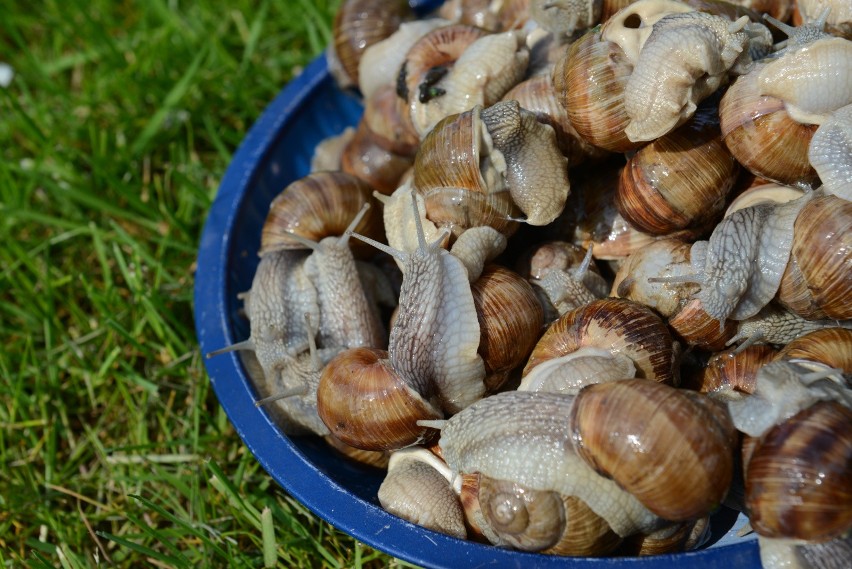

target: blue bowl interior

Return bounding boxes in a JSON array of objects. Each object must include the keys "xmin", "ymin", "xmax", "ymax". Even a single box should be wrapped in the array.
[{"xmin": 193, "ymin": 8, "xmax": 762, "ymax": 568}]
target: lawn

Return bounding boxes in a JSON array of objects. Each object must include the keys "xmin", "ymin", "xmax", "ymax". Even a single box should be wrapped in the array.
[{"xmin": 0, "ymin": 1, "xmax": 412, "ymax": 566}]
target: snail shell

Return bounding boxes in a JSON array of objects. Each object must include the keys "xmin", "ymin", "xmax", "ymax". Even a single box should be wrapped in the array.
[
  {"xmin": 553, "ymin": 28, "xmax": 640, "ymax": 152},
  {"xmin": 413, "ymin": 105, "xmax": 521, "ymax": 238},
  {"xmin": 471, "ymin": 264, "xmax": 544, "ymax": 392},
  {"xmin": 523, "ymin": 298, "xmax": 679, "ymax": 385},
  {"xmin": 777, "ymin": 192, "xmax": 852, "ymax": 320},
  {"xmin": 317, "ymin": 347, "xmax": 442, "ymax": 451},
  {"xmin": 719, "ymin": 60, "xmax": 819, "ymax": 187},
  {"xmin": 570, "ymin": 379, "xmax": 737, "ymax": 521},
  {"xmin": 745, "ymin": 400, "xmax": 852, "ymax": 541},
  {"xmin": 472, "ymin": 473, "xmax": 623, "ymax": 555},
  {"xmin": 776, "ymin": 328, "xmax": 852, "ymax": 374},
  {"xmin": 687, "ymin": 344, "xmax": 778, "ymax": 398},
  {"xmin": 378, "ymin": 447, "xmax": 467, "ymax": 538},
  {"xmin": 331, "ymin": 0, "xmax": 413, "ymax": 87},
  {"xmin": 358, "ymin": 18, "xmax": 450, "ymax": 100},
  {"xmin": 561, "ymin": 161, "xmax": 661, "ymax": 260},
  {"xmin": 612, "ymin": 238, "xmax": 699, "ymax": 319},
  {"xmin": 401, "ymin": 25, "xmax": 530, "ymax": 137},
  {"xmin": 615, "ymin": 100, "xmax": 738, "ymax": 237},
  {"xmin": 259, "ymin": 171, "xmax": 383, "ymax": 258}
]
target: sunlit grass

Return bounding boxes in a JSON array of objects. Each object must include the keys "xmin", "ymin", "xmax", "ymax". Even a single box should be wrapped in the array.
[{"xmin": 0, "ymin": 1, "xmax": 413, "ymax": 566}]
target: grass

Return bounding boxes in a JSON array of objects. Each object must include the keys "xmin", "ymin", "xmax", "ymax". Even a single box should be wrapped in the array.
[{"xmin": 0, "ymin": 1, "xmax": 416, "ymax": 566}]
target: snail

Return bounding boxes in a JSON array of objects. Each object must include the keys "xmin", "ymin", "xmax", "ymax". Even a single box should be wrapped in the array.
[
  {"xmin": 377, "ymin": 447, "xmax": 468, "ymax": 539},
  {"xmin": 620, "ymin": 10, "xmax": 755, "ymax": 142},
  {"xmin": 719, "ymin": 9, "xmax": 852, "ymax": 187},
  {"xmin": 648, "ymin": 190, "xmax": 815, "ymax": 328},
  {"xmin": 727, "ymin": 359, "xmax": 851, "ymax": 438},
  {"xmin": 399, "ymin": 24, "xmax": 530, "ymax": 137},
  {"xmin": 523, "ymin": 298, "xmax": 679, "ymax": 386},
  {"xmin": 328, "ymin": 0, "xmax": 414, "ymax": 89},
  {"xmin": 348, "ymin": 190, "xmax": 487, "ymax": 414},
  {"xmin": 420, "ymin": 381, "xmax": 736, "ymax": 532},
  {"xmin": 614, "ymin": 98, "xmax": 739, "ymax": 238},
  {"xmin": 795, "ymin": 0, "xmax": 852, "ymax": 39},
  {"xmin": 520, "ymin": 242, "xmax": 608, "ymax": 320},
  {"xmin": 412, "ymin": 101, "xmax": 569, "ymax": 237}
]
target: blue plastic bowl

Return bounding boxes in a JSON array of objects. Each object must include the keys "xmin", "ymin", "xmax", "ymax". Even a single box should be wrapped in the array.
[{"xmin": 193, "ymin": 4, "xmax": 762, "ymax": 567}]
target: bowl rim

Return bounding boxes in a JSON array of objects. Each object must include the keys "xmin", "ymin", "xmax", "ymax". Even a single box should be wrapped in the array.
[{"xmin": 193, "ymin": 23, "xmax": 761, "ymax": 569}]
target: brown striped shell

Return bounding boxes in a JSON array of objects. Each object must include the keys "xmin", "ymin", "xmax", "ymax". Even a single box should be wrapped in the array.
[
  {"xmin": 688, "ymin": 344, "xmax": 778, "ymax": 396},
  {"xmin": 523, "ymin": 298, "xmax": 679, "ymax": 385},
  {"xmin": 471, "ymin": 265, "xmax": 544, "ymax": 392},
  {"xmin": 413, "ymin": 107, "xmax": 521, "ymax": 238},
  {"xmin": 667, "ymin": 298, "xmax": 738, "ymax": 351},
  {"xmin": 719, "ymin": 60, "xmax": 819, "ymax": 186},
  {"xmin": 745, "ymin": 400, "xmax": 852, "ymax": 541},
  {"xmin": 777, "ymin": 193, "xmax": 852, "ymax": 320},
  {"xmin": 615, "ymin": 103, "xmax": 738, "ymax": 237},
  {"xmin": 502, "ymin": 74, "xmax": 610, "ymax": 167},
  {"xmin": 775, "ymin": 328, "xmax": 852, "ymax": 374},
  {"xmin": 473, "ymin": 474, "xmax": 622, "ymax": 555},
  {"xmin": 553, "ymin": 29, "xmax": 641, "ymax": 153},
  {"xmin": 332, "ymin": 0, "xmax": 413, "ymax": 86},
  {"xmin": 317, "ymin": 347, "xmax": 442, "ymax": 451},
  {"xmin": 570, "ymin": 379, "xmax": 737, "ymax": 521},
  {"xmin": 260, "ymin": 171, "xmax": 383, "ymax": 257}
]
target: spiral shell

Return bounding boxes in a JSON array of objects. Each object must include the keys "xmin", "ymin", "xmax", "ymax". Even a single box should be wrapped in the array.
[
  {"xmin": 776, "ymin": 328, "xmax": 852, "ymax": 374},
  {"xmin": 317, "ymin": 347, "xmax": 442, "ymax": 451},
  {"xmin": 471, "ymin": 265, "xmax": 544, "ymax": 392},
  {"xmin": 475, "ymin": 474, "xmax": 622, "ymax": 555},
  {"xmin": 553, "ymin": 29, "xmax": 640, "ymax": 152},
  {"xmin": 260, "ymin": 171, "xmax": 383, "ymax": 257},
  {"xmin": 688, "ymin": 344, "xmax": 778, "ymax": 397},
  {"xmin": 413, "ymin": 106, "xmax": 521, "ymax": 238},
  {"xmin": 745, "ymin": 400, "xmax": 852, "ymax": 541},
  {"xmin": 523, "ymin": 298, "xmax": 678, "ymax": 385},
  {"xmin": 777, "ymin": 193, "xmax": 852, "ymax": 320},
  {"xmin": 332, "ymin": 0, "xmax": 413, "ymax": 86},
  {"xmin": 615, "ymin": 102, "xmax": 738, "ymax": 236},
  {"xmin": 719, "ymin": 60, "xmax": 819, "ymax": 186},
  {"xmin": 570, "ymin": 379, "xmax": 737, "ymax": 521}
]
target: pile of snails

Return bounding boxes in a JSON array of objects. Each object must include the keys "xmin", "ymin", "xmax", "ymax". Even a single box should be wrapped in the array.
[{"xmin": 209, "ymin": 0, "xmax": 852, "ymax": 567}]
